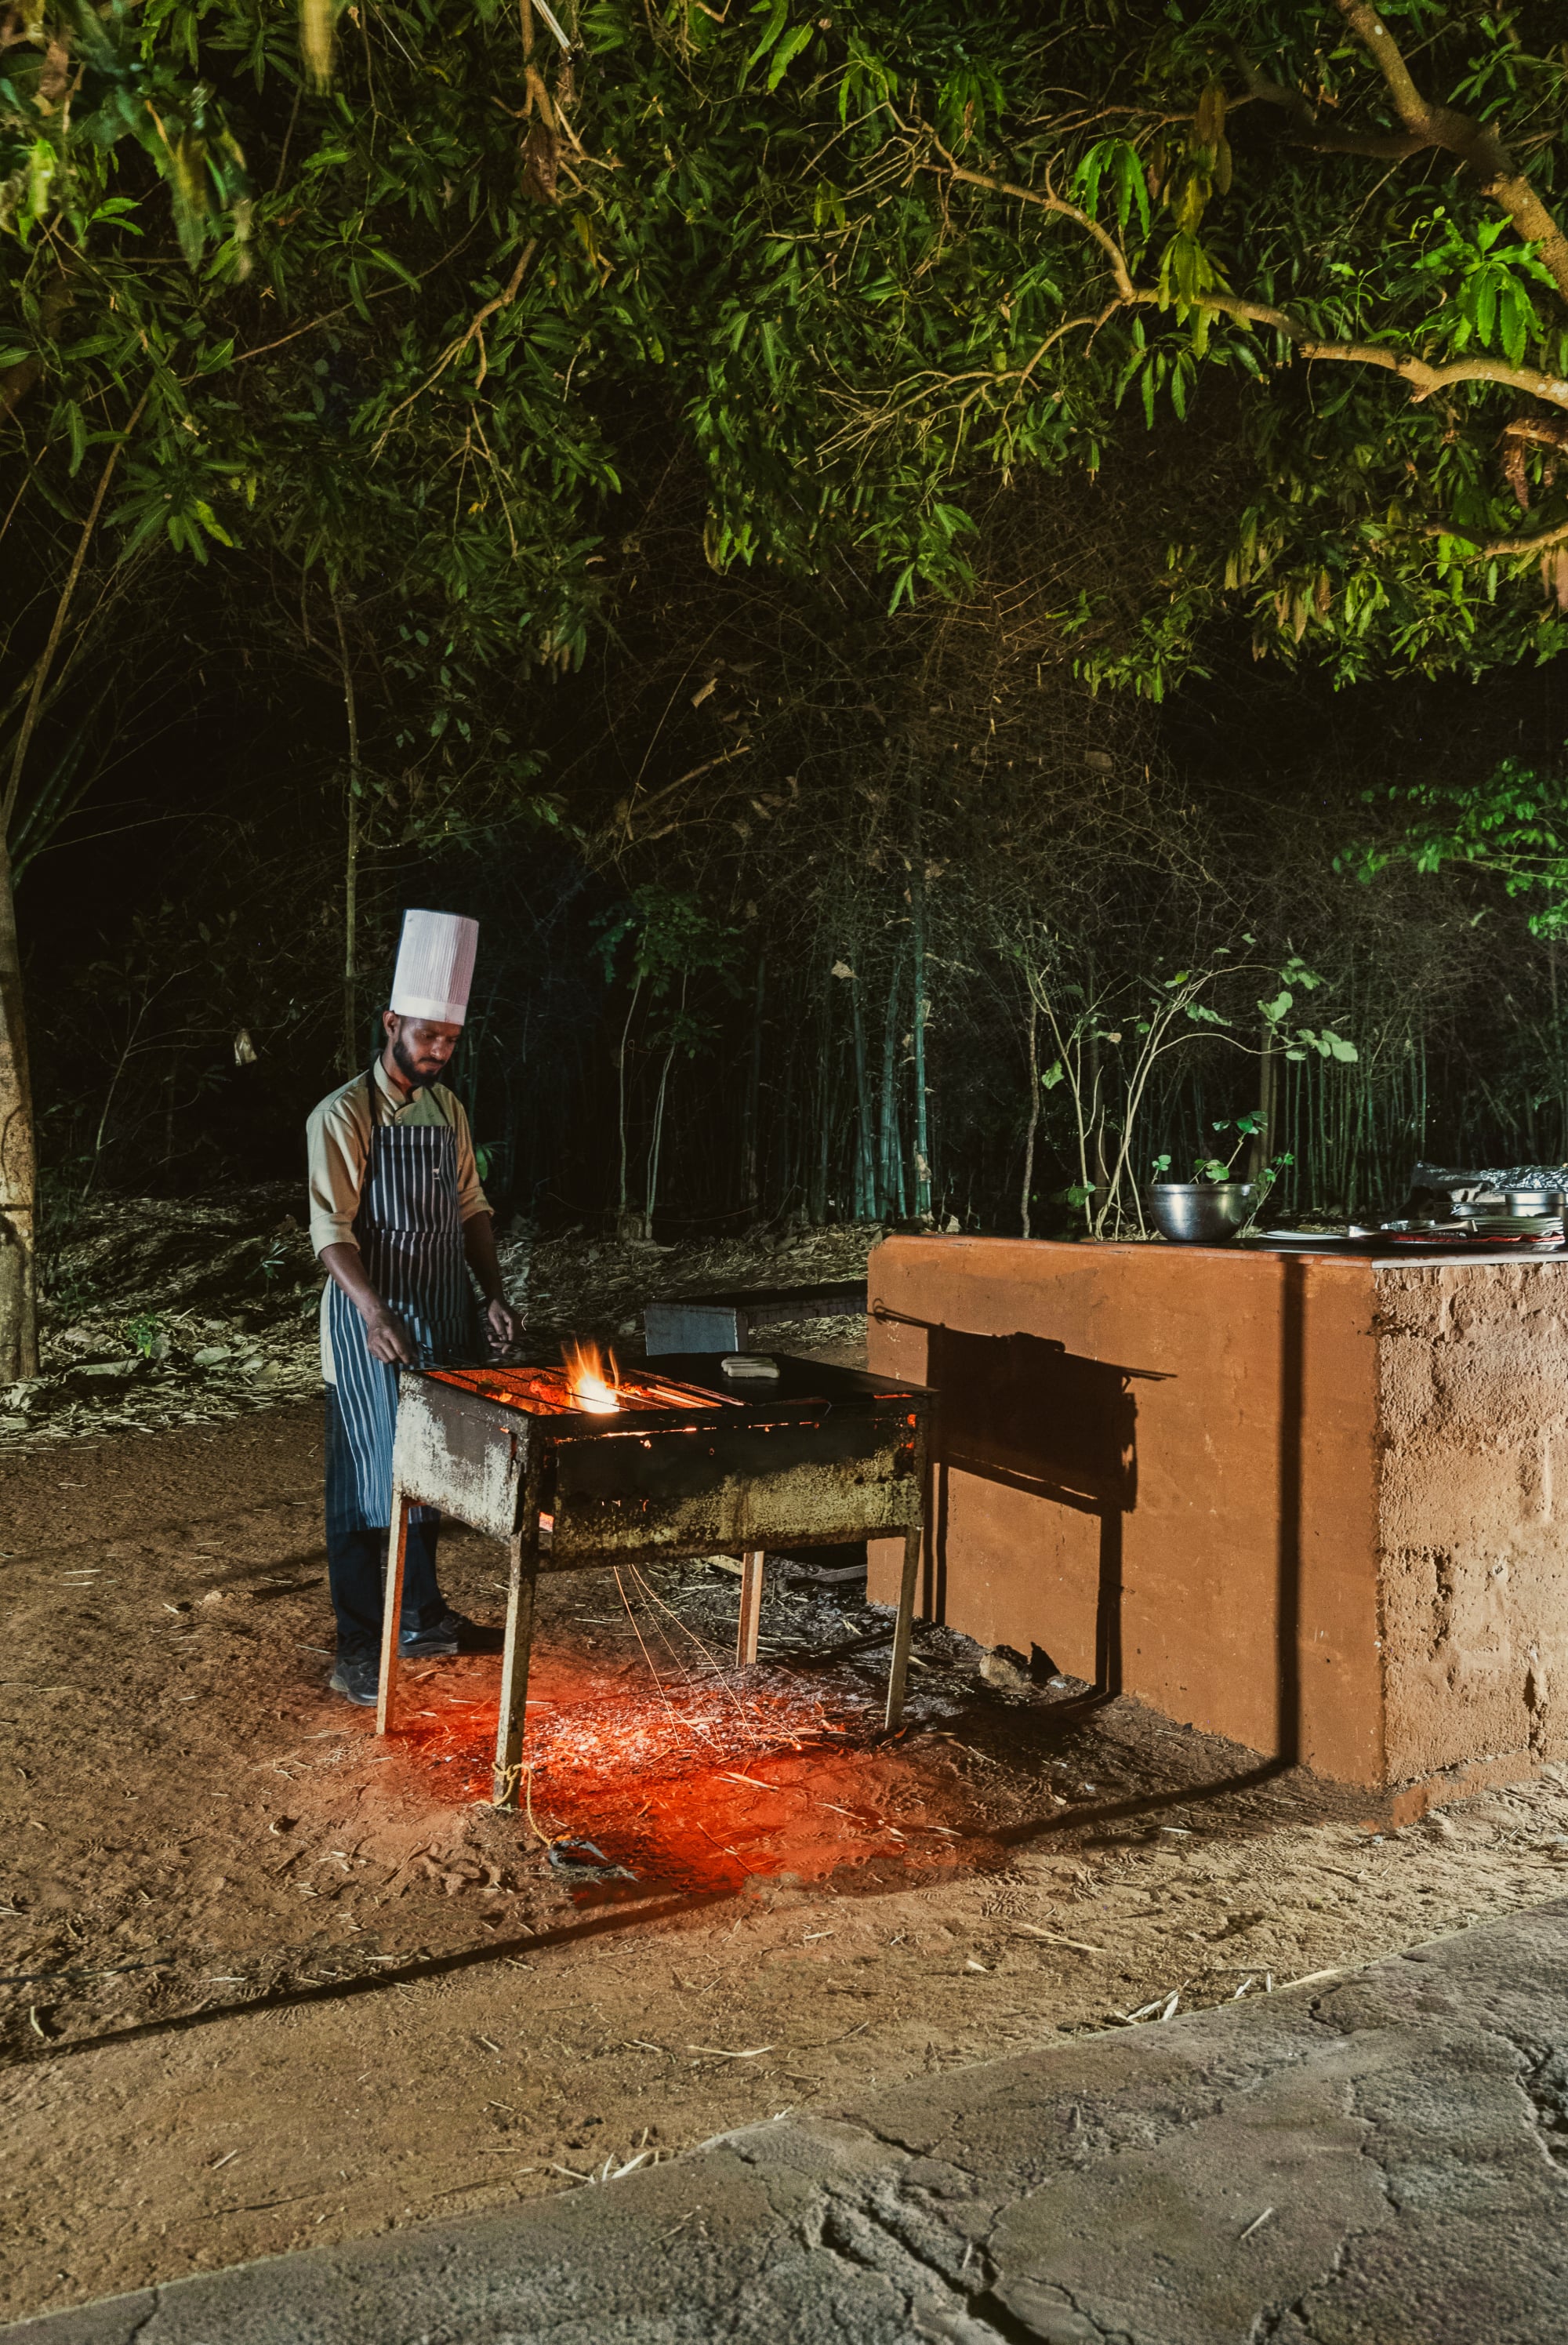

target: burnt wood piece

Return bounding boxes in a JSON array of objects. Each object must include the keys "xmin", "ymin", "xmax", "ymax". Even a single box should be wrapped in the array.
[{"xmin": 376, "ymin": 1356, "xmax": 931, "ymax": 1807}]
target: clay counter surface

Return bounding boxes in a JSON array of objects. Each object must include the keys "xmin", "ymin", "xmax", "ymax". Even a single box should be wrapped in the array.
[{"xmin": 866, "ymin": 1234, "xmax": 1568, "ymax": 1811}]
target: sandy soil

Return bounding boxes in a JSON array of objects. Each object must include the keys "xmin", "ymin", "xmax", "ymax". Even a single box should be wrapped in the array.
[{"xmin": 5, "ymin": 1403, "xmax": 1568, "ymax": 2325}]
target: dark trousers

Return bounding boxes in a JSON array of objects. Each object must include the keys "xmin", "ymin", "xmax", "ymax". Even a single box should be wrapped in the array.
[{"xmin": 325, "ymin": 1388, "xmax": 445, "ymax": 1655}]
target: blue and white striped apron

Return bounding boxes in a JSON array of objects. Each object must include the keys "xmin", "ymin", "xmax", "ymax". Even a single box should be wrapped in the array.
[{"xmin": 325, "ymin": 1065, "xmax": 480, "ymax": 1534}]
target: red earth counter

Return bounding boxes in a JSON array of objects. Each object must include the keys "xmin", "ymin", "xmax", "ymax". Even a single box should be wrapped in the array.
[{"xmin": 866, "ymin": 1232, "xmax": 1568, "ymax": 1818}]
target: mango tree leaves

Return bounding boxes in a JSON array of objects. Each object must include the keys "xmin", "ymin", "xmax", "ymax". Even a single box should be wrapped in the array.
[{"xmin": 5, "ymin": 0, "xmax": 1568, "ymax": 762}]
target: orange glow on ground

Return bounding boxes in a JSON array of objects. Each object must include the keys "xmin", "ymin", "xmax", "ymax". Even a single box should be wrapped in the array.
[{"xmin": 390, "ymin": 1656, "xmax": 994, "ymax": 1895}]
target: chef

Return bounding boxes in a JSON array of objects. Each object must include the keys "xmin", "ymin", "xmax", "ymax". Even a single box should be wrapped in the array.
[{"xmin": 307, "ymin": 909, "xmax": 521, "ymax": 1706}]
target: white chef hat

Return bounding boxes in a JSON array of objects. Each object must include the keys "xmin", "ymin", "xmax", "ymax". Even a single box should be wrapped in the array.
[{"xmin": 389, "ymin": 909, "xmax": 479, "ymax": 1026}]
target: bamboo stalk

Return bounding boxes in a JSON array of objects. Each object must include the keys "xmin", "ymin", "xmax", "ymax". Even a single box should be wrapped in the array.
[
  {"xmin": 1021, "ymin": 995, "xmax": 1039, "ymax": 1240},
  {"xmin": 333, "ymin": 592, "xmax": 361, "ymax": 1075},
  {"xmin": 910, "ymin": 833, "xmax": 931, "ymax": 1222}
]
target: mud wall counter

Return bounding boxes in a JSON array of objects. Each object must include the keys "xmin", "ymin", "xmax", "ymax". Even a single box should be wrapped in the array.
[{"xmin": 865, "ymin": 1233, "xmax": 1568, "ymax": 1813}]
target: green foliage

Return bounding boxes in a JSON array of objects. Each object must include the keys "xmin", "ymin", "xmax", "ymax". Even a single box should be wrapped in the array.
[
  {"xmin": 1354, "ymin": 749, "xmax": 1568, "ymax": 937},
  {"xmin": 1156, "ymin": 1114, "xmax": 1294, "ymax": 1196},
  {"xmin": 592, "ymin": 884, "xmax": 740, "ymax": 1000},
  {"xmin": 1189, "ymin": 1108, "xmax": 1295, "ymax": 1183},
  {"xmin": 124, "ymin": 1309, "xmax": 166, "ymax": 1359},
  {"xmin": 1017, "ymin": 928, "xmax": 1354, "ymax": 1238},
  {"xmin": 1, "ymin": 1, "xmax": 253, "ymax": 265},
  {"xmin": 4, "ymin": 0, "xmax": 1568, "ymax": 798}
]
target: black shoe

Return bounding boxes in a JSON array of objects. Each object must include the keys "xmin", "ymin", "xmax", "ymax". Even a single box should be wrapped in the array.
[
  {"xmin": 329, "ymin": 1652, "xmax": 379, "ymax": 1706},
  {"xmin": 400, "ymin": 1608, "xmax": 503, "ymax": 1657}
]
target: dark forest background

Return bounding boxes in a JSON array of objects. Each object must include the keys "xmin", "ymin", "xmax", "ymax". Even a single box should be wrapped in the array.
[
  {"xmin": 21, "ymin": 434, "xmax": 1568, "ymax": 1241},
  {"xmin": 10, "ymin": 2, "xmax": 1568, "ymax": 1259}
]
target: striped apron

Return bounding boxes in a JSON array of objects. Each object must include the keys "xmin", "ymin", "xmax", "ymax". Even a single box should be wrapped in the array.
[{"xmin": 325, "ymin": 1065, "xmax": 480, "ymax": 1537}]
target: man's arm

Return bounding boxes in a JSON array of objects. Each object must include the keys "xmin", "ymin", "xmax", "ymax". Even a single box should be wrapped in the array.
[
  {"xmin": 310, "ymin": 1087, "xmax": 414, "ymax": 1365},
  {"xmin": 463, "ymin": 1212, "xmax": 521, "ymax": 1350},
  {"xmin": 320, "ymin": 1241, "xmax": 416, "ymax": 1366}
]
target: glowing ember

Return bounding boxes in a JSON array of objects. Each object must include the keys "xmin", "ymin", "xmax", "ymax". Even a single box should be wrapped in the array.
[
  {"xmin": 563, "ymin": 1337, "xmax": 621, "ymax": 1414},
  {"xmin": 384, "ymin": 1665, "xmax": 985, "ymax": 1896}
]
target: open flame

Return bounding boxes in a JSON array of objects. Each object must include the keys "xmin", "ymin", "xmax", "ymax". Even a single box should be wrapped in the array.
[{"xmin": 563, "ymin": 1337, "xmax": 622, "ymax": 1414}]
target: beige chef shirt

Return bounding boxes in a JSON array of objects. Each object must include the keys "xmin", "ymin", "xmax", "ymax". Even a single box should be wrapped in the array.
[{"xmin": 306, "ymin": 1061, "xmax": 490, "ymax": 1383}]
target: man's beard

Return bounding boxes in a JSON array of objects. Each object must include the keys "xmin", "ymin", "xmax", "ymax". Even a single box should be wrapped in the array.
[{"xmin": 390, "ymin": 1033, "xmax": 446, "ymax": 1091}]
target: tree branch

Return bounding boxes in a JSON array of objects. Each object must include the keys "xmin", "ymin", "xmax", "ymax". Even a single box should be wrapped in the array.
[
  {"xmin": 924, "ymin": 149, "xmax": 1135, "ymax": 299},
  {"xmin": 1423, "ymin": 511, "xmax": 1568, "ymax": 559},
  {"xmin": 372, "ymin": 238, "xmax": 539, "ymax": 447},
  {"xmin": 2, "ymin": 389, "xmax": 147, "ymax": 839},
  {"xmin": 1237, "ymin": 63, "xmax": 1426, "ymax": 161},
  {"xmin": 1337, "ymin": 0, "xmax": 1568, "ymax": 303},
  {"xmin": 925, "ymin": 144, "xmax": 1568, "ymax": 412},
  {"xmin": 1123, "ymin": 286, "xmax": 1568, "ymax": 410}
]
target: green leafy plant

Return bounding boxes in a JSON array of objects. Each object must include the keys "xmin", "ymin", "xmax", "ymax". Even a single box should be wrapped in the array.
[
  {"xmin": 1014, "ymin": 930, "xmax": 1355, "ymax": 1239},
  {"xmin": 1152, "ymin": 1109, "xmax": 1270, "ymax": 1185},
  {"xmin": 124, "ymin": 1311, "xmax": 166, "ymax": 1361},
  {"xmin": 1353, "ymin": 750, "xmax": 1568, "ymax": 938},
  {"xmin": 1153, "ymin": 1116, "xmax": 1296, "ymax": 1229},
  {"xmin": 1243, "ymin": 1146, "xmax": 1298, "ymax": 1231}
]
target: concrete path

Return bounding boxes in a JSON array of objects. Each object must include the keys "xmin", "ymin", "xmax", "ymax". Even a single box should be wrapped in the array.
[{"xmin": 9, "ymin": 1899, "xmax": 1568, "ymax": 2344}]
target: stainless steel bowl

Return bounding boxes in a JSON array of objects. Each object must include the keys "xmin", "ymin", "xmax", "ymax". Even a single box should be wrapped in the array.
[
  {"xmin": 1147, "ymin": 1182, "xmax": 1256, "ymax": 1243},
  {"xmin": 1504, "ymin": 1189, "xmax": 1568, "ymax": 1216}
]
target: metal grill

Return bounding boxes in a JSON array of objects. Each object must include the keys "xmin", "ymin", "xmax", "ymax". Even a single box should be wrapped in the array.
[{"xmin": 375, "ymin": 1355, "xmax": 931, "ymax": 1806}]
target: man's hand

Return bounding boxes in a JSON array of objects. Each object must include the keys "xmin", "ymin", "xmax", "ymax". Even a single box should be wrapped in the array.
[
  {"xmin": 485, "ymin": 1296, "xmax": 521, "ymax": 1350},
  {"xmin": 364, "ymin": 1305, "xmax": 416, "ymax": 1366},
  {"xmin": 464, "ymin": 1213, "xmax": 522, "ymax": 1354},
  {"xmin": 320, "ymin": 1243, "xmax": 413, "ymax": 1367}
]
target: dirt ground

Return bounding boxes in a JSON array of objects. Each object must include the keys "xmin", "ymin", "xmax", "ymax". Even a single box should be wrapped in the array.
[
  {"xmin": 0, "ymin": 1188, "xmax": 878, "ymax": 1456},
  {"xmin": 7, "ymin": 1402, "xmax": 1568, "ymax": 2326}
]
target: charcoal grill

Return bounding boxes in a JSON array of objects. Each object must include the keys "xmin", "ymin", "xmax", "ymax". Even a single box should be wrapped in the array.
[{"xmin": 374, "ymin": 1354, "xmax": 931, "ymax": 1806}]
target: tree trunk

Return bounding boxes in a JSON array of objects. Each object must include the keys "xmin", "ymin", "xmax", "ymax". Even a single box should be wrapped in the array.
[
  {"xmin": 644, "ymin": 976, "xmax": 686, "ymax": 1225},
  {"xmin": 0, "ymin": 822, "xmax": 38, "ymax": 1382},
  {"xmin": 877, "ymin": 945, "xmax": 904, "ymax": 1219},
  {"xmin": 848, "ymin": 962, "xmax": 874, "ymax": 1218},
  {"xmin": 811, "ymin": 971, "xmax": 832, "ymax": 1225},
  {"xmin": 4, "ymin": 392, "xmax": 146, "ymax": 842},
  {"xmin": 741, "ymin": 949, "xmax": 766, "ymax": 1216},
  {"xmin": 644, "ymin": 1045, "xmax": 675, "ymax": 1224},
  {"xmin": 0, "ymin": 394, "xmax": 143, "ymax": 1382},
  {"xmin": 910, "ymin": 858, "xmax": 931, "ymax": 1221},
  {"xmin": 1247, "ymin": 1022, "xmax": 1278, "ymax": 1184},
  {"xmin": 615, "ymin": 973, "xmax": 644, "ymax": 1236}
]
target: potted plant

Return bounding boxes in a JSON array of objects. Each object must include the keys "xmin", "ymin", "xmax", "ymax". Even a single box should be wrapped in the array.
[{"xmin": 1148, "ymin": 1116, "xmax": 1294, "ymax": 1244}]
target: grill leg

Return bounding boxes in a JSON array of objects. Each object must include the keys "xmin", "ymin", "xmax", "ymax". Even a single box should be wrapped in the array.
[
  {"xmin": 884, "ymin": 1521, "xmax": 920, "ymax": 1731},
  {"xmin": 492, "ymin": 1528, "xmax": 539, "ymax": 1810},
  {"xmin": 376, "ymin": 1483, "xmax": 412, "ymax": 1736},
  {"xmin": 737, "ymin": 1547, "xmax": 764, "ymax": 1666}
]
